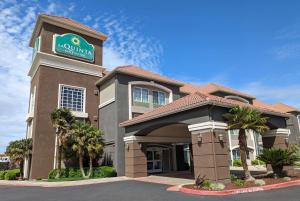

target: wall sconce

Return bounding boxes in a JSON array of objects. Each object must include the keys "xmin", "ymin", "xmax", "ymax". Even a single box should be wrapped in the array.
[
  {"xmin": 139, "ymin": 143, "xmax": 142, "ymax": 149},
  {"xmin": 197, "ymin": 134, "xmax": 203, "ymax": 143},
  {"xmin": 125, "ymin": 143, "xmax": 129, "ymax": 150},
  {"xmin": 218, "ymin": 134, "xmax": 224, "ymax": 142}
]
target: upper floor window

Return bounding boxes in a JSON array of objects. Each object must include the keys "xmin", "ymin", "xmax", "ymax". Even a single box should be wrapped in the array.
[
  {"xmin": 59, "ymin": 85, "xmax": 85, "ymax": 112},
  {"xmin": 153, "ymin": 91, "xmax": 166, "ymax": 105},
  {"xmin": 298, "ymin": 115, "xmax": 300, "ymax": 130},
  {"xmin": 133, "ymin": 87, "xmax": 149, "ymax": 103}
]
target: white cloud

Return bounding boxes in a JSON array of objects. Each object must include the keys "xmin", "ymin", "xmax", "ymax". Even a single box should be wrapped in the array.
[
  {"xmin": 273, "ymin": 44, "xmax": 300, "ymax": 60},
  {"xmin": 240, "ymin": 82, "xmax": 300, "ymax": 108},
  {"xmin": 0, "ymin": 0, "xmax": 164, "ymax": 152}
]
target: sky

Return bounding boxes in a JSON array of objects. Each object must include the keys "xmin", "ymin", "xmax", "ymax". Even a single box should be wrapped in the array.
[{"xmin": 0, "ymin": 0, "xmax": 300, "ymax": 152}]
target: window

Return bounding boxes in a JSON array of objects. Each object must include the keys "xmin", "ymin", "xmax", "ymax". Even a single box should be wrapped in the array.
[
  {"xmin": 232, "ymin": 148, "xmax": 250, "ymax": 160},
  {"xmin": 133, "ymin": 87, "xmax": 149, "ymax": 103},
  {"xmin": 153, "ymin": 91, "xmax": 166, "ymax": 105},
  {"xmin": 29, "ymin": 86, "xmax": 36, "ymax": 114},
  {"xmin": 60, "ymin": 85, "xmax": 85, "ymax": 112},
  {"xmin": 298, "ymin": 115, "xmax": 300, "ymax": 130},
  {"xmin": 229, "ymin": 129, "xmax": 239, "ymax": 135}
]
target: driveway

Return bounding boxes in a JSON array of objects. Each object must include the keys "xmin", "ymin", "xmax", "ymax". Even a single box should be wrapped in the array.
[{"xmin": 0, "ymin": 180, "xmax": 299, "ymax": 201}]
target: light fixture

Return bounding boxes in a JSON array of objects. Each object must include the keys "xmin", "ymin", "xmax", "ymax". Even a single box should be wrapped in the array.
[
  {"xmin": 126, "ymin": 143, "xmax": 129, "ymax": 150},
  {"xmin": 197, "ymin": 134, "xmax": 203, "ymax": 143},
  {"xmin": 218, "ymin": 134, "xmax": 224, "ymax": 142}
]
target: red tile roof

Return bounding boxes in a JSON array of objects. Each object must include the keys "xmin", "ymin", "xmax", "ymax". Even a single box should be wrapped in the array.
[
  {"xmin": 273, "ymin": 103, "xmax": 300, "ymax": 113},
  {"xmin": 96, "ymin": 65, "xmax": 184, "ymax": 86},
  {"xmin": 181, "ymin": 83, "xmax": 255, "ymax": 99},
  {"xmin": 120, "ymin": 92, "xmax": 289, "ymax": 127}
]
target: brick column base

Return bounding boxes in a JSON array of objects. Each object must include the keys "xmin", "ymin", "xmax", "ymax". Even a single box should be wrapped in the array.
[
  {"xmin": 124, "ymin": 141, "xmax": 147, "ymax": 178},
  {"xmin": 189, "ymin": 122, "xmax": 230, "ymax": 183}
]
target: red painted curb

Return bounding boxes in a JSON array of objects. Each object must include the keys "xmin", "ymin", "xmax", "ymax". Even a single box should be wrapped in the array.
[{"xmin": 179, "ymin": 179, "xmax": 300, "ymax": 196}]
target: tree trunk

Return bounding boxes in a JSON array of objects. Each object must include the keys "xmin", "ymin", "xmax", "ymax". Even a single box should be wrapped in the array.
[
  {"xmin": 238, "ymin": 129, "xmax": 254, "ymax": 181},
  {"xmin": 79, "ymin": 148, "xmax": 88, "ymax": 179},
  {"xmin": 55, "ymin": 136, "xmax": 62, "ymax": 179},
  {"xmin": 87, "ymin": 155, "xmax": 93, "ymax": 178},
  {"xmin": 19, "ymin": 159, "xmax": 24, "ymax": 180}
]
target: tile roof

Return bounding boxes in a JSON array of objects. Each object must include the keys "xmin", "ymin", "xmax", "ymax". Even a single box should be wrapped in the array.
[
  {"xmin": 120, "ymin": 92, "xmax": 289, "ymax": 127},
  {"xmin": 273, "ymin": 103, "xmax": 300, "ymax": 113},
  {"xmin": 96, "ymin": 65, "xmax": 184, "ymax": 86},
  {"xmin": 181, "ymin": 83, "xmax": 256, "ymax": 99}
]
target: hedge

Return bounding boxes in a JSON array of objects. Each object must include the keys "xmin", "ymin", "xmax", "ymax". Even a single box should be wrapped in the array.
[
  {"xmin": 233, "ymin": 159, "xmax": 242, "ymax": 167},
  {"xmin": 48, "ymin": 166, "xmax": 117, "ymax": 179},
  {"xmin": 251, "ymin": 159, "xmax": 265, "ymax": 166},
  {"xmin": 0, "ymin": 169, "xmax": 20, "ymax": 180}
]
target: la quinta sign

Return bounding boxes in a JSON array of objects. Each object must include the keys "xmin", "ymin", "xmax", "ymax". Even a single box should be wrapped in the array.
[{"xmin": 53, "ymin": 33, "xmax": 94, "ymax": 62}]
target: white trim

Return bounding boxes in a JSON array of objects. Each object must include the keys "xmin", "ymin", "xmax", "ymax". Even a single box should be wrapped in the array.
[
  {"xmin": 128, "ymin": 81, "xmax": 173, "ymax": 120},
  {"xmin": 263, "ymin": 128, "xmax": 290, "ymax": 138},
  {"xmin": 297, "ymin": 115, "xmax": 300, "ymax": 133},
  {"xmin": 123, "ymin": 136, "xmax": 191, "ymax": 143},
  {"xmin": 28, "ymin": 52, "xmax": 103, "ymax": 78},
  {"xmin": 99, "ymin": 98, "xmax": 115, "ymax": 108},
  {"xmin": 188, "ymin": 121, "xmax": 228, "ymax": 132},
  {"xmin": 58, "ymin": 84, "xmax": 88, "ymax": 118}
]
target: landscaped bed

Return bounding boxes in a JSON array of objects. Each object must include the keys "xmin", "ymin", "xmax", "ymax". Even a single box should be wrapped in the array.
[{"xmin": 180, "ymin": 173, "xmax": 300, "ymax": 195}]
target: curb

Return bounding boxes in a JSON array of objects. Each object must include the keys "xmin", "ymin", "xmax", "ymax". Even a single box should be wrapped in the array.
[{"xmin": 179, "ymin": 179, "xmax": 300, "ymax": 196}]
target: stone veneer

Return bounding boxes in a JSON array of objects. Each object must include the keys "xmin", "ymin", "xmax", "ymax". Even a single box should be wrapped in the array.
[{"xmin": 124, "ymin": 141, "xmax": 147, "ymax": 178}]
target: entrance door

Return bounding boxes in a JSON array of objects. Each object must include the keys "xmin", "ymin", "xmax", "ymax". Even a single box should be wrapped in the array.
[{"xmin": 147, "ymin": 148, "xmax": 162, "ymax": 173}]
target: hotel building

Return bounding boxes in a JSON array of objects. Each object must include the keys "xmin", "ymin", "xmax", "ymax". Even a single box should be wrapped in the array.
[{"xmin": 24, "ymin": 14, "xmax": 300, "ymax": 181}]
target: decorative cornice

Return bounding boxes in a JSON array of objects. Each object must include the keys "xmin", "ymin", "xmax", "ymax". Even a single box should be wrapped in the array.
[
  {"xmin": 188, "ymin": 121, "xmax": 228, "ymax": 133},
  {"xmin": 123, "ymin": 136, "xmax": 191, "ymax": 143},
  {"xmin": 263, "ymin": 128, "xmax": 290, "ymax": 138},
  {"xmin": 28, "ymin": 52, "xmax": 104, "ymax": 78}
]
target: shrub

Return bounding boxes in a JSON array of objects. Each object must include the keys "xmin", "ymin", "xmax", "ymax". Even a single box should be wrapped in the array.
[
  {"xmin": 233, "ymin": 159, "xmax": 242, "ymax": 167},
  {"xmin": 48, "ymin": 166, "xmax": 116, "ymax": 180},
  {"xmin": 210, "ymin": 182, "xmax": 225, "ymax": 191},
  {"xmin": 94, "ymin": 166, "xmax": 117, "ymax": 177},
  {"xmin": 258, "ymin": 146, "xmax": 300, "ymax": 177},
  {"xmin": 234, "ymin": 179, "xmax": 245, "ymax": 187},
  {"xmin": 0, "ymin": 171, "xmax": 6, "ymax": 180},
  {"xmin": 254, "ymin": 179, "xmax": 266, "ymax": 186},
  {"xmin": 201, "ymin": 180, "xmax": 212, "ymax": 189},
  {"xmin": 251, "ymin": 159, "xmax": 265, "ymax": 166},
  {"xmin": 230, "ymin": 174, "xmax": 238, "ymax": 181},
  {"xmin": 283, "ymin": 177, "xmax": 291, "ymax": 181},
  {"xmin": 3, "ymin": 169, "xmax": 20, "ymax": 180}
]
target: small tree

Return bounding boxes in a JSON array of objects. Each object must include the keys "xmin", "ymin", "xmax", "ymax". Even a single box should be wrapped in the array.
[
  {"xmin": 50, "ymin": 108, "xmax": 75, "ymax": 178},
  {"xmin": 6, "ymin": 138, "xmax": 32, "ymax": 179},
  {"xmin": 258, "ymin": 145, "xmax": 300, "ymax": 178},
  {"xmin": 224, "ymin": 106, "xmax": 269, "ymax": 181},
  {"xmin": 71, "ymin": 121, "xmax": 104, "ymax": 178}
]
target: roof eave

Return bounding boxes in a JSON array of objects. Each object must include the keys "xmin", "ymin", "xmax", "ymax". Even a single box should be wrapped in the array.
[
  {"xmin": 29, "ymin": 15, "xmax": 108, "ymax": 47},
  {"xmin": 120, "ymin": 100, "xmax": 290, "ymax": 127}
]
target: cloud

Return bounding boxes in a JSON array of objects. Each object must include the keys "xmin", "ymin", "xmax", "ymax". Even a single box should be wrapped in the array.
[
  {"xmin": 0, "ymin": 0, "xmax": 163, "ymax": 152},
  {"xmin": 240, "ymin": 82, "xmax": 300, "ymax": 108},
  {"xmin": 273, "ymin": 44, "xmax": 300, "ymax": 60}
]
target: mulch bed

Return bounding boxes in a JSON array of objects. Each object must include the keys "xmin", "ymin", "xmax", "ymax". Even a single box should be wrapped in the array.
[{"xmin": 183, "ymin": 173, "xmax": 300, "ymax": 191}]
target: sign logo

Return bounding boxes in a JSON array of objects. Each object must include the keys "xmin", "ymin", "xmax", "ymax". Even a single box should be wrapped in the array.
[{"xmin": 53, "ymin": 33, "xmax": 94, "ymax": 62}]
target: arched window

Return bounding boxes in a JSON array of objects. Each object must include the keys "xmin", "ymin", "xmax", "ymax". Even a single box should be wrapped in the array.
[{"xmin": 225, "ymin": 95, "xmax": 249, "ymax": 104}]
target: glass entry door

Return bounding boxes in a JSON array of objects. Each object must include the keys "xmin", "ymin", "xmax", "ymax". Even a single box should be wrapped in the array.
[{"xmin": 147, "ymin": 148, "xmax": 162, "ymax": 173}]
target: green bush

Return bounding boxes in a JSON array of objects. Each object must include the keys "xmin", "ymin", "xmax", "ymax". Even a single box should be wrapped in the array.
[
  {"xmin": 0, "ymin": 171, "xmax": 6, "ymax": 180},
  {"xmin": 48, "ymin": 166, "xmax": 116, "ymax": 180},
  {"xmin": 3, "ymin": 169, "xmax": 19, "ymax": 180},
  {"xmin": 251, "ymin": 159, "xmax": 265, "ymax": 166},
  {"xmin": 230, "ymin": 174, "xmax": 238, "ymax": 182},
  {"xmin": 233, "ymin": 159, "xmax": 242, "ymax": 167},
  {"xmin": 234, "ymin": 179, "xmax": 245, "ymax": 187},
  {"xmin": 258, "ymin": 146, "xmax": 300, "ymax": 177},
  {"xmin": 201, "ymin": 180, "xmax": 212, "ymax": 190}
]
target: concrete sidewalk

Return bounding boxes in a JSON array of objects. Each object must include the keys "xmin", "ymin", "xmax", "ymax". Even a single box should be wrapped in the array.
[{"xmin": 0, "ymin": 176, "xmax": 129, "ymax": 187}]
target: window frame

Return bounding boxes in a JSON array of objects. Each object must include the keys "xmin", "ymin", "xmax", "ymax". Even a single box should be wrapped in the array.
[
  {"xmin": 297, "ymin": 115, "xmax": 300, "ymax": 131},
  {"xmin": 133, "ymin": 87, "xmax": 149, "ymax": 103},
  {"xmin": 152, "ymin": 90, "xmax": 166, "ymax": 106},
  {"xmin": 58, "ymin": 84, "xmax": 86, "ymax": 113}
]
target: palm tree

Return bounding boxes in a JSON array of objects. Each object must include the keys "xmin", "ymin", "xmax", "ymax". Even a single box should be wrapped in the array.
[
  {"xmin": 223, "ymin": 106, "xmax": 269, "ymax": 181},
  {"xmin": 6, "ymin": 138, "xmax": 32, "ymax": 179},
  {"xmin": 86, "ymin": 125, "xmax": 104, "ymax": 177},
  {"xmin": 71, "ymin": 121, "xmax": 104, "ymax": 178},
  {"xmin": 50, "ymin": 108, "xmax": 75, "ymax": 178}
]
